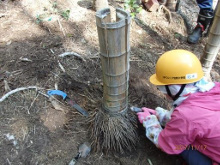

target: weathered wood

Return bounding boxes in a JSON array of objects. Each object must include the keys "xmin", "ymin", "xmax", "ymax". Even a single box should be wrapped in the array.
[
  {"xmin": 93, "ymin": 0, "xmax": 109, "ymax": 11},
  {"xmin": 166, "ymin": 0, "xmax": 177, "ymax": 11},
  {"xmin": 96, "ymin": 8, "xmax": 131, "ymax": 114},
  {"xmin": 201, "ymin": 1, "xmax": 220, "ymax": 78}
]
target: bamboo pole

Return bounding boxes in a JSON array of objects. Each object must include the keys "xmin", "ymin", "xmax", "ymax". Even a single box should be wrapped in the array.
[
  {"xmin": 201, "ymin": 1, "xmax": 220, "ymax": 78},
  {"xmin": 91, "ymin": 8, "xmax": 137, "ymax": 153},
  {"xmin": 96, "ymin": 8, "xmax": 130, "ymax": 115}
]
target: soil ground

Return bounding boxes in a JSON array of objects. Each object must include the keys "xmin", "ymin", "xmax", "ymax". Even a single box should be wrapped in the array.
[{"xmin": 0, "ymin": 0, "xmax": 220, "ymax": 165}]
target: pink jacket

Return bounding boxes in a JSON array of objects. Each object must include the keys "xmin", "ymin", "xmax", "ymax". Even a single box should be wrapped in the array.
[{"xmin": 158, "ymin": 82, "xmax": 220, "ymax": 163}]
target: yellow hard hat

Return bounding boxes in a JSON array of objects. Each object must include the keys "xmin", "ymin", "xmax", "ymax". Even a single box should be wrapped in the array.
[{"xmin": 150, "ymin": 49, "xmax": 204, "ymax": 85}]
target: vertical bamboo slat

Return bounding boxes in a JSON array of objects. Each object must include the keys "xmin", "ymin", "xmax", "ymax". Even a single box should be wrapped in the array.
[
  {"xmin": 96, "ymin": 8, "xmax": 131, "ymax": 114},
  {"xmin": 201, "ymin": 1, "xmax": 220, "ymax": 77}
]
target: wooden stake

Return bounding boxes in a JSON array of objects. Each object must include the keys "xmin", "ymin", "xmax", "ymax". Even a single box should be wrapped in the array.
[{"xmin": 201, "ymin": 1, "xmax": 220, "ymax": 79}]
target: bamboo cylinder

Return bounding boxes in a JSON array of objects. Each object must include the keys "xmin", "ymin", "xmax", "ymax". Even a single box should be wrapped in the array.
[
  {"xmin": 201, "ymin": 1, "xmax": 220, "ymax": 76},
  {"xmin": 96, "ymin": 8, "xmax": 131, "ymax": 114}
]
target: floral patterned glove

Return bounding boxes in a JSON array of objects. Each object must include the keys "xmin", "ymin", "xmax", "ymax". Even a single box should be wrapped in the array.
[
  {"xmin": 143, "ymin": 115, "xmax": 162, "ymax": 146},
  {"xmin": 155, "ymin": 107, "xmax": 172, "ymax": 127},
  {"xmin": 137, "ymin": 108, "xmax": 152, "ymax": 124}
]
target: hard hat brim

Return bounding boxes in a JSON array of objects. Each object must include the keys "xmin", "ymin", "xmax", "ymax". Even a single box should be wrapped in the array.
[{"xmin": 149, "ymin": 74, "xmax": 166, "ymax": 85}]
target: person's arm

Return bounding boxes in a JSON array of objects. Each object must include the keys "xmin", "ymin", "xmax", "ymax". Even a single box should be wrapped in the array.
[
  {"xmin": 154, "ymin": 107, "xmax": 173, "ymax": 127},
  {"xmin": 137, "ymin": 109, "xmax": 162, "ymax": 146},
  {"xmin": 139, "ymin": 109, "xmax": 197, "ymax": 154},
  {"xmin": 142, "ymin": 115, "xmax": 163, "ymax": 146},
  {"xmin": 158, "ymin": 111, "xmax": 197, "ymax": 154},
  {"xmin": 141, "ymin": 107, "xmax": 173, "ymax": 127}
]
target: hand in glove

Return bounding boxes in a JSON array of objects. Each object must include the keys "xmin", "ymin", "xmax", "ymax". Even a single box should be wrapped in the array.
[
  {"xmin": 137, "ymin": 108, "xmax": 156, "ymax": 124},
  {"xmin": 155, "ymin": 107, "xmax": 172, "ymax": 126},
  {"xmin": 134, "ymin": 106, "xmax": 172, "ymax": 126},
  {"xmin": 136, "ymin": 107, "xmax": 163, "ymax": 146}
]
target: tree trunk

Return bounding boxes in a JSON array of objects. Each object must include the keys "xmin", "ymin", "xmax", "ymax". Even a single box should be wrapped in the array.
[
  {"xmin": 200, "ymin": 1, "xmax": 220, "ymax": 79},
  {"xmin": 93, "ymin": 0, "xmax": 109, "ymax": 11}
]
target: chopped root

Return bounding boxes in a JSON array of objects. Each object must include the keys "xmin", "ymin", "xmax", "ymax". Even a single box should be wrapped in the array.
[{"xmin": 90, "ymin": 109, "xmax": 138, "ymax": 154}]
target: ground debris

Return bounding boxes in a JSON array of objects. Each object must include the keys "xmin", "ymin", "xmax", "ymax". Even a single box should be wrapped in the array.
[
  {"xmin": 59, "ymin": 52, "xmax": 86, "ymax": 61},
  {"xmin": 49, "ymin": 96, "xmax": 66, "ymax": 111},
  {"xmin": 19, "ymin": 57, "xmax": 32, "ymax": 62}
]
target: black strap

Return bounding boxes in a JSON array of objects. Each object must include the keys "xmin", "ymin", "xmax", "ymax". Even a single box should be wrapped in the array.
[
  {"xmin": 165, "ymin": 85, "xmax": 172, "ymax": 99},
  {"xmin": 165, "ymin": 84, "xmax": 186, "ymax": 101}
]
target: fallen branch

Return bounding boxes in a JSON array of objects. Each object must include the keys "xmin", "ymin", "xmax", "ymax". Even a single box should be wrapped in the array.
[
  {"xmin": 58, "ymin": 60, "xmax": 66, "ymax": 72},
  {"xmin": 4, "ymin": 80, "xmax": 11, "ymax": 92},
  {"xmin": 0, "ymin": 86, "xmax": 43, "ymax": 103},
  {"xmin": 50, "ymin": 49, "xmax": 55, "ymax": 54},
  {"xmin": 58, "ymin": 52, "xmax": 86, "ymax": 61},
  {"xmin": 78, "ymin": 93, "xmax": 97, "ymax": 104},
  {"xmin": 57, "ymin": 18, "xmax": 66, "ymax": 37},
  {"xmin": 19, "ymin": 57, "xmax": 32, "ymax": 62},
  {"xmin": 148, "ymin": 159, "xmax": 153, "ymax": 165},
  {"xmin": 27, "ymin": 93, "xmax": 39, "ymax": 114},
  {"xmin": 37, "ymin": 90, "xmax": 49, "ymax": 98},
  {"xmin": 89, "ymin": 56, "xmax": 100, "ymax": 59}
]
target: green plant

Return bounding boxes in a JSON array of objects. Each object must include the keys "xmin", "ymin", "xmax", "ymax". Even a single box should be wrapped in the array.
[
  {"xmin": 61, "ymin": 10, "xmax": 70, "ymax": 20},
  {"xmin": 124, "ymin": 0, "xmax": 142, "ymax": 18},
  {"xmin": 36, "ymin": 13, "xmax": 52, "ymax": 24},
  {"xmin": 52, "ymin": 1, "xmax": 58, "ymax": 13},
  {"xmin": 35, "ymin": 1, "xmax": 71, "ymax": 25},
  {"xmin": 51, "ymin": 1, "xmax": 70, "ymax": 20},
  {"xmin": 52, "ymin": 1, "xmax": 57, "ymax": 9},
  {"xmin": 36, "ymin": 14, "xmax": 43, "ymax": 24}
]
